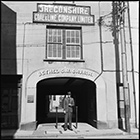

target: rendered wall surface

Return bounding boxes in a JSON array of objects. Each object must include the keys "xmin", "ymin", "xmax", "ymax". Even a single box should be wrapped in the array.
[{"xmin": 2, "ymin": 1, "xmax": 139, "ymax": 129}]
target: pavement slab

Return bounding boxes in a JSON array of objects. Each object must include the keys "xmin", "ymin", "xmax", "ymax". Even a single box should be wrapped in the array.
[{"xmin": 2, "ymin": 123, "xmax": 139, "ymax": 139}]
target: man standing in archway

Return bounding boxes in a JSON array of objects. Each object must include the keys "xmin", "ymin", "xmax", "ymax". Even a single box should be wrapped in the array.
[{"xmin": 63, "ymin": 91, "xmax": 75, "ymax": 131}]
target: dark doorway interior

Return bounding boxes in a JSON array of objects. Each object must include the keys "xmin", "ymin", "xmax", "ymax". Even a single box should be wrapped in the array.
[
  {"xmin": 1, "ymin": 75, "xmax": 22, "ymax": 129},
  {"xmin": 36, "ymin": 77, "xmax": 97, "ymax": 127}
]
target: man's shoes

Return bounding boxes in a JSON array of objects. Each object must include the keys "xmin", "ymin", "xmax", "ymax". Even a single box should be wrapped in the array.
[
  {"xmin": 64, "ymin": 128, "xmax": 67, "ymax": 131},
  {"xmin": 69, "ymin": 128, "xmax": 73, "ymax": 131}
]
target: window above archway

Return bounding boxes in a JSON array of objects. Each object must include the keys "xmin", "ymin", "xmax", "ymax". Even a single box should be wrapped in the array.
[{"xmin": 46, "ymin": 25, "xmax": 83, "ymax": 61}]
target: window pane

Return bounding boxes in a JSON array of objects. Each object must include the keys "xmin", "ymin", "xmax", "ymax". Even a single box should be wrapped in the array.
[
  {"xmin": 67, "ymin": 46, "xmax": 71, "ymax": 57},
  {"xmin": 71, "ymin": 46, "xmax": 75, "ymax": 57},
  {"xmin": 71, "ymin": 37, "xmax": 75, "ymax": 43},
  {"xmin": 66, "ymin": 31, "xmax": 70, "ymax": 43},
  {"xmin": 76, "ymin": 31, "xmax": 79, "ymax": 37},
  {"xmin": 71, "ymin": 31, "xmax": 75, "ymax": 43},
  {"xmin": 49, "ymin": 29, "xmax": 52, "ymax": 35},
  {"xmin": 67, "ymin": 31, "xmax": 70, "ymax": 37},
  {"xmin": 67, "ymin": 38, "xmax": 70, "ymax": 43},
  {"xmin": 48, "ymin": 29, "xmax": 52, "ymax": 42},
  {"xmin": 53, "ymin": 29, "xmax": 56, "ymax": 35},
  {"xmin": 58, "ymin": 44, "xmax": 62, "ymax": 57},
  {"xmin": 49, "ymin": 29, "xmax": 62, "ymax": 43},
  {"xmin": 66, "ymin": 30, "xmax": 80, "ymax": 44},
  {"xmin": 76, "ymin": 31, "xmax": 80, "ymax": 44},
  {"xmin": 76, "ymin": 46, "xmax": 80, "ymax": 57},
  {"xmin": 58, "ymin": 36, "xmax": 61, "ymax": 43},
  {"xmin": 53, "ymin": 36, "xmax": 57, "ymax": 43},
  {"xmin": 47, "ymin": 44, "xmax": 62, "ymax": 58},
  {"xmin": 58, "ymin": 30, "xmax": 61, "ymax": 35},
  {"xmin": 71, "ymin": 31, "xmax": 74, "ymax": 37},
  {"xmin": 53, "ymin": 44, "xmax": 56, "ymax": 57},
  {"xmin": 58, "ymin": 30, "xmax": 62, "ymax": 43},
  {"xmin": 48, "ymin": 44, "xmax": 53, "ymax": 57},
  {"xmin": 49, "ymin": 36, "xmax": 52, "ymax": 42},
  {"xmin": 76, "ymin": 38, "xmax": 79, "ymax": 43},
  {"xmin": 66, "ymin": 45, "xmax": 80, "ymax": 59}
]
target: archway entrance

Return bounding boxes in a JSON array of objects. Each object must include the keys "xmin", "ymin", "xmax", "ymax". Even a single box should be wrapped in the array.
[
  {"xmin": 36, "ymin": 77, "xmax": 97, "ymax": 127},
  {"xmin": 20, "ymin": 67, "xmax": 107, "ymax": 130}
]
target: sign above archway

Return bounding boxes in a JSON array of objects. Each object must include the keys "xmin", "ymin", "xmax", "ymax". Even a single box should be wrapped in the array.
[
  {"xmin": 26, "ymin": 67, "xmax": 105, "ymax": 88},
  {"xmin": 33, "ymin": 3, "xmax": 95, "ymax": 25},
  {"xmin": 38, "ymin": 67, "xmax": 94, "ymax": 78}
]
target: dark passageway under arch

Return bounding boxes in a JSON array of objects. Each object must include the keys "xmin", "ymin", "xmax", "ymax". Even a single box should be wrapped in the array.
[{"xmin": 36, "ymin": 77, "xmax": 97, "ymax": 127}]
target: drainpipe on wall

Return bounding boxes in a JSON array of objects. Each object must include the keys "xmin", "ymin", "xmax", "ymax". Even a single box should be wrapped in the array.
[
  {"xmin": 94, "ymin": 2, "xmax": 103, "ymax": 82},
  {"xmin": 127, "ymin": 1, "xmax": 137, "ymax": 128},
  {"xmin": 21, "ymin": 22, "xmax": 32, "ymax": 97},
  {"xmin": 22, "ymin": 22, "xmax": 32, "ymax": 74},
  {"xmin": 18, "ymin": 78, "xmax": 22, "ymax": 129},
  {"xmin": 20, "ymin": 22, "xmax": 32, "ymax": 128}
]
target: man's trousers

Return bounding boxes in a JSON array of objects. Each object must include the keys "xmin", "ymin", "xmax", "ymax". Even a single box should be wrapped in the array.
[{"xmin": 64, "ymin": 111, "xmax": 72, "ymax": 129}]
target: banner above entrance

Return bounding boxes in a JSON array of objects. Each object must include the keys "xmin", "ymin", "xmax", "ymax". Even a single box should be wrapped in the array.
[{"xmin": 33, "ymin": 3, "xmax": 95, "ymax": 25}]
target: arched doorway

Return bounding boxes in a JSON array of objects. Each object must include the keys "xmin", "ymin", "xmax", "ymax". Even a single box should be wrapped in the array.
[
  {"xmin": 36, "ymin": 77, "xmax": 97, "ymax": 127},
  {"xmin": 20, "ymin": 67, "xmax": 107, "ymax": 130}
]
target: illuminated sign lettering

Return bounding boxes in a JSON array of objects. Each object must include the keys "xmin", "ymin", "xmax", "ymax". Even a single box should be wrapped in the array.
[{"xmin": 33, "ymin": 3, "xmax": 95, "ymax": 25}]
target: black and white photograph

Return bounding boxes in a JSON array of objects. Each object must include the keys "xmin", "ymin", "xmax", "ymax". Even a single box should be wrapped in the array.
[{"xmin": 1, "ymin": 1, "xmax": 139, "ymax": 139}]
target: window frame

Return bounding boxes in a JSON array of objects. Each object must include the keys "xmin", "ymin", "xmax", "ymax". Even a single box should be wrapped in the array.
[
  {"xmin": 65, "ymin": 29, "xmax": 81, "ymax": 60},
  {"xmin": 46, "ymin": 28, "xmax": 63, "ymax": 59},
  {"xmin": 46, "ymin": 25, "xmax": 83, "ymax": 61}
]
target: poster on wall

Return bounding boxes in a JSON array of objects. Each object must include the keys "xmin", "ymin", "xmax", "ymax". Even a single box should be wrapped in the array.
[{"xmin": 27, "ymin": 95, "xmax": 34, "ymax": 103}]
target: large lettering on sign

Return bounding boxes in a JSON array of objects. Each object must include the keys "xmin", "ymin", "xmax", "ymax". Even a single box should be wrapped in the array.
[
  {"xmin": 33, "ymin": 3, "xmax": 95, "ymax": 25},
  {"xmin": 25, "ymin": 67, "xmax": 101, "ymax": 88},
  {"xmin": 38, "ymin": 68, "xmax": 94, "ymax": 78}
]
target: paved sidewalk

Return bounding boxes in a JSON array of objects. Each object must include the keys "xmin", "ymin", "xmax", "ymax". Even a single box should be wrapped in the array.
[{"xmin": 1, "ymin": 123, "xmax": 139, "ymax": 139}]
